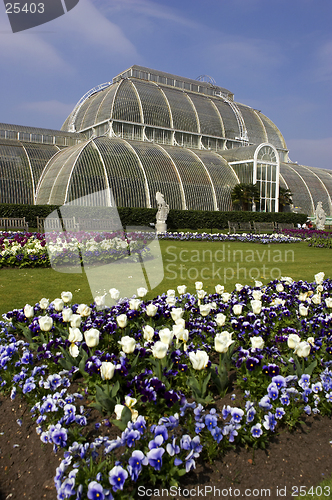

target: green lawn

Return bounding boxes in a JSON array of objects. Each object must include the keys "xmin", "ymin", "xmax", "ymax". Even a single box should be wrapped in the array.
[{"xmin": 1, "ymin": 240, "xmax": 331, "ymax": 316}]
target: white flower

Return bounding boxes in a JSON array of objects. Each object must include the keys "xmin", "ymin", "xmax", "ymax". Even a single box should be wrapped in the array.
[
  {"xmin": 100, "ymin": 361, "xmax": 115, "ymax": 380},
  {"xmin": 38, "ymin": 316, "xmax": 53, "ymax": 332},
  {"xmin": 137, "ymin": 287, "xmax": 148, "ymax": 298},
  {"xmin": 151, "ymin": 341, "xmax": 168, "ymax": 359},
  {"xmin": 197, "ymin": 290, "xmax": 206, "ymax": 299},
  {"xmin": 215, "ymin": 284, "xmax": 224, "ymax": 294},
  {"xmin": 233, "ymin": 304, "xmax": 243, "ymax": 316},
  {"xmin": 24, "ymin": 304, "xmax": 34, "ymax": 318},
  {"xmin": 173, "ymin": 325, "xmax": 189, "ymax": 343},
  {"xmin": 235, "ymin": 283, "xmax": 243, "ymax": 291},
  {"xmin": 276, "ymin": 283, "xmax": 284, "ymax": 292},
  {"xmin": 254, "ymin": 281, "xmax": 263, "ymax": 288},
  {"xmin": 307, "ymin": 337, "xmax": 315, "ymax": 346},
  {"xmin": 251, "ymin": 300, "xmax": 262, "ymax": 315},
  {"xmin": 287, "ymin": 334, "xmax": 301, "ymax": 349},
  {"xmin": 298, "ymin": 292, "xmax": 308, "ymax": 302},
  {"xmin": 317, "ymin": 284, "xmax": 324, "ymax": 293},
  {"xmin": 273, "ymin": 298, "xmax": 285, "ymax": 306},
  {"xmin": 39, "ymin": 298, "xmax": 49, "ymax": 310},
  {"xmin": 94, "ymin": 295, "xmax": 106, "ymax": 309},
  {"xmin": 68, "ymin": 327, "xmax": 83, "ymax": 343},
  {"xmin": 177, "ymin": 285, "xmax": 187, "ymax": 295},
  {"xmin": 116, "ymin": 314, "xmax": 128, "ymax": 328},
  {"xmin": 199, "ymin": 304, "xmax": 211, "ymax": 317},
  {"xmin": 325, "ymin": 298, "xmax": 332, "ymax": 308},
  {"xmin": 299, "ymin": 305, "xmax": 308, "ymax": 317},
  {"xmin": 61, "ymin": 291, "xmax": 73, "ymax": 303},
  {"xmin": 166, "ymin": 296, "xmax": 176, "ymax": 306},
  {"xmin": 167, "ymin": 289, "xmax": 176, "ymax": 297},
  {"xmin": 174, "ymin": 318, "xmax": 185, "ymax": 328},
  {"xmin": 69, "ymin": 344, "xmax": 79, "ymax": 358},
  {"xmin": 62, "ymin": 308, "xmax": 73, "ymax": 322},
  {"xmin": 118, "ymin": 336, "xmax": 136, "ymax": 354},
  {"xmin": 159, "ymin": 328, "xmax": 173, "ymax": 346},
  {"xmin": 146, "ymin": 303, "xmax": 158, "ymax": 317},
  {"xmin": 281, "ymin": 276, "xmax": 293, "ymax": 285},
  {"xmin": 311, "ymin": 294, "xmax": 321, "ymax": 305},
  {"xmin": 189, "ymin": 350, "xmax": 209, "ymax": 370},
  {"xmin": 125, "ymin": 395, "xmax": 137, "ymax": 408},
  {"xmin": 70, "ymin": 314, "xmax": 81, "ymax": 328},
  {"xmin": 114, "ymin": 404, "xmax": 125, "ymax": 420},
  {"xmin": 143, "ymin": 325, "xmax": 154, "ymax": 341},
  {"xmin": 84, "ymin": 328, "xmax": 100, "ymax": 348},
  {"xmin": 222, "ymin": 293, "xmax": 231, "ymax": 302},
  {"xmin": 77, "ymin": 304, "xmax": 91, "ymax": 317},
  {"xmin": 250, "ymin": 336, "xmax": 265, "ymax": 350},
  {"xmin": 109, "ymin": 288, "xmax": 120, "ymax": 300},
  {"xmin": 129, "ymin": 299, "xmax": 141, "ymax": 310},
  {"xmin": 170, "ymin": 308, "xmax": 184, "ymax": 322},
  {"xmin": 215, "ymin": 313, "xmax": 226, "ymax": 327},
  {"xmin": 294, "ymin": 341, "xmax": 311, "ymax": 358},
  {"xmin": 252, "ymin": 290, "xmax": 263, "ymax": 300},
  {"xmin": 315, "ymin": 272, "xmax": 325, "ymax": 285},
  {"xmin": 215, "ymin": 331, "xmax": 234, "ymax": 353},
  {"xmin": 195, "ymin": 281, "xmax": 203, "ymax": 290}
]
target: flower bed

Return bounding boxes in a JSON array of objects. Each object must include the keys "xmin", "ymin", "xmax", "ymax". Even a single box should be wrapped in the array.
[{"xmin": 1, "ymin": 272, "xmax": 332, "ymax": 498}]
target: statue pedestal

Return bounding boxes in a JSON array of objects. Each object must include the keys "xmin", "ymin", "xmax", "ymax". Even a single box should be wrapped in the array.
[{"xmin": 155, "ymin": 221, "xmax": 167, "ymax": 233}]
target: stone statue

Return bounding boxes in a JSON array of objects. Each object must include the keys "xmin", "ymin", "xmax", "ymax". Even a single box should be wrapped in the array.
[
  {"xmin": 155, "ymin": 192, "xmax": 169, "ymax": 232},
  {"xmin": 315, "ymin": 201, "xmax": 326, "ymax": 230}
]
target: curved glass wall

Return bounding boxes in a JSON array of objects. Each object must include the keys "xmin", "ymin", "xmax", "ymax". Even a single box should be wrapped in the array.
[
  {"xmin": 132, "ymin": 80, "xmax": 171, "ymax": 129},
  {"xmin": 156, "ymin": 87, "xmax": 198, "ymax": 133},
  {"xmin": 0, "ymin": 141, "xmax": 33, "ymax": 204},
  {"xmin": 189, "ymin": 94, "xmax": 223, "ymax": 137},
  {"xmin": 287, "ymin": 164, "xmax": 331, "ymax": 216},
  {"xmin": 112, "ymin": 79, "xmax": 142, "ymax": 124},
  {"xmin": 237, "ymin": 105, "xmax": 268, "ymax": 145},
  {"xmin": 280, "ymin": 163, "xmax": 314, "ymax": 215}
]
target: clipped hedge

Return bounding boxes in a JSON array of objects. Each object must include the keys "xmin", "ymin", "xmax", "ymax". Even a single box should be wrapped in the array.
[{"xmin": 0, "ymin": 203, "xmax": 307, "ymax": 231}]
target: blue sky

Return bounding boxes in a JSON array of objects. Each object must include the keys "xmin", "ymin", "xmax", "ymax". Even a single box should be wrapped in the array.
[{"xmin": 1, "ymin": 0, "xmax": 331, "ymax": 169}]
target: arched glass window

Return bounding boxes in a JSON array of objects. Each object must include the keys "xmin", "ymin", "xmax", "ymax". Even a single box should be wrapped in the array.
[{"xmin": 254, "ymin": 143, "xmax": 279, "ymax": 212}]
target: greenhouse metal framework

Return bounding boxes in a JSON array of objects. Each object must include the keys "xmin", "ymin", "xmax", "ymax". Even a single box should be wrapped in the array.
[{"xmin": 1, "ymin": 65, "xmax": 331, "ymax": 216}]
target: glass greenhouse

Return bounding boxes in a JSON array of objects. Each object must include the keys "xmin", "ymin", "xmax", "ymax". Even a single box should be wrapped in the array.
[{"xmin": 1, "ymin": 66, "xmax": 331, "ymax": 216}]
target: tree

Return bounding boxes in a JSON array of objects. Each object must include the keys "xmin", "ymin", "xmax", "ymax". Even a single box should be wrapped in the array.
[
  {"xmin": 278, "ymin": 187, "xmax": 293, "ymax": 212},
  {"xmin": 231, "ymin": 183, "xmax": 260, "ymax": 211}
]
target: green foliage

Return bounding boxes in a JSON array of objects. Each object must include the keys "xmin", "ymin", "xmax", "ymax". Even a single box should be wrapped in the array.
[{"xmin": 231, "ymin": 183, "xmax": 260, "ymax": 211}]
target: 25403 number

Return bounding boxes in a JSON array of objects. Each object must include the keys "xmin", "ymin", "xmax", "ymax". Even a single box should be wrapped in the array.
[{"xmin": 5, "ymin": 3, "xmax": 45, "ymax": 14}]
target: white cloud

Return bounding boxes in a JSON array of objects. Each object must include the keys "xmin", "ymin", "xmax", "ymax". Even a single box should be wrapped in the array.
[{"xmin": 286, "ymin": 138, "xmax": 332, "ymax": 170}]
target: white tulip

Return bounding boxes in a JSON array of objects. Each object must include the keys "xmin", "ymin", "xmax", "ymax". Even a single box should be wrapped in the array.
[
  {"xmin": 299, "ymin": 305, "xmax": 308, "ymax": 317},
  {"xmin": 311, "ymin": 294, "xmax": 321, "ymax": 305},
  {"xmin": 177, "ymin": 285, "xmax": 187, "ymax": 295},
  {"xmin": 287, "ymin": 334, "xmax": 301, "ymax": 349},
  {"xmin": 317, "ymin": 284, "xmax": 324, "ymax": 293},
  {"xmin": 94, "ymin": 295, "xmax": 106, "ymax": 309},
  {"xmin": 171, "ymin": 308, "xmax": 184, "ymax": 322},
  {"xmin": 109, "ymin": 288, "xmax": 120, "ymax": 300},
  {"xmin": 195, "ymin": 281, "xmax": 203, "ymax": 290},
  {"xmin": 173, "ymin": 325, "xmax": 189, "ymax": 343},
  {"xmin": 137, "ymin": 287, "xmax": 148, "ymax": 298},
  {"xmin": 39, "ymin": 298, "xmax": 49, "ymax": 310},
  {"xmin": 118, "ymin": 336, "xmax": 136, "ymax": 354},
  {"xmin": 199, "ymin": 304, "xmax": 211, "ymax": 317},
  {"xmin": 70, "ymin": 314, "xmax": 81, "ymax": 328},
  {"xmin": 215, "ymin": 331, "xmax": 234, "ymax": 353},
  {"xmin": 159, "ymin": 328, "xmax": 173, "ymax": 346},
  {"xmin": 251, "ymin": 300, "xmax": 262, "ymax": 315},
  {"xmin": 129, "ymin": 299, "xmax": 141, "ymax": 310},
  {"xmin": 233, "ymin": 304, "xmax": 243, "ymax": 316},
  {"xmin": 215, "ymin": 313, "xmax": 226, "ymax": 327},
  {"xmin": 298, "ymin": 293, "xmax": 308, "ymax": 302},
  {"xmin": 276, "ymin": 283, "xmax": 284, "ymax": 292},
  {"xmin": 69, "ymin": 344, "xmax": 79, "ymax": 358},
  {"xmin": 114, "ymin": 404, "xmax": 125, "ymax": 420},
  {"xmin": 215, "ymin": 284, "xmax": 224, "ymax": 294},
  {"xmin": 235, "ymin": 283, "xmax": 243, "ymax": 291},
  {"xmin": 167, "ymin": 289, "xmax": 176, "ymax": 297},
  {"xmin": 273, "ymin": 298, "xmax": 285, "ymax": 306},
  {"xmin": 250, "ymin": 336, "xmax": 265, "ymax": 350},
  {"xmin": 38, "ymin": 316, "xmax": 53, "ymax": 332},
  {"xmin": 252, "ymin": 290, "xmax": 263, "ymax": 300},
  {"xmin": 100, "ymin": 361, "xmax": 115, "ymax": 380},
  {"xmin": 24, "ymin": 304, "xmax": 34, "ymax": 318},
  {"xmin": 315, "ymin": 272, "xmax": 325, "ymax": 285},
  {"xmin": 151, "ymin": 341, "xmax": 168, "ymax": 359},
  {"xmin": 61, "ymin": 291, "xmax": 73, "ymax": 303},
  {"xmin": 325, "ymin": 298, "xmax": 332, "ymax": 308},
  {"xmin": 52, "ymin": 298, "xmax": 64, "ymax": 312},
  {"xmin": 143, "ymin": 325, "xmax": 154, "ymax": 341},
  {"xmin": 62, "ymin": 308, "xmax": 73, "ymax": 322},
  {"xmin": 281, "ymin": 276, "xmax": 293, "ymax": 285},
  {"xmin": 197, "ymin": 290, "xmax": 206, "ymax": 299},
  {"xmin": 68, "ymin": 327, "xmax": 83, "ymax": 343},
  {"xmin": 146, "ymin": 303, "xmax": 158, "ymax": 317},
  {"xmin": 254, "ymin": 281, "xmax": 263, "ymax": 288},
  {"xmin": 222, "ymin": 293, "xmax": 231, "ymax": 302},
  {"xmin": 77, "ymin": 304, "xmax": 91, "ymax": 317},
  {"xmin": 116, "ymin": 314, "xmax": 128, "ymax": 328},
  {"xmin": 189, "ymin": 350, "xmax": 209, "ymax": 370},
  {"xmin": 175, "ymin": 318, "xmax": 186, "ymax": 328},
  {"xmin": 84, "ymin": 328, "xmax": 100, "ymax": 348},
  {"xmin": 166, "ymin": 296, "xmax": 176, "ymax": 306},
  {"xmin": 294, "ymin": 341, "xmax": 311, "ymax": 358}
]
